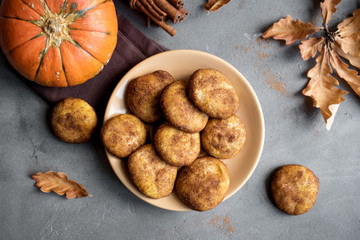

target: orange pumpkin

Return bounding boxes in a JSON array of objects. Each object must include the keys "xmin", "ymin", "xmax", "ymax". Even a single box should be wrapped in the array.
[{"xmin": 0, "ymin": 0, "xmax": 118, "ymax": 87}]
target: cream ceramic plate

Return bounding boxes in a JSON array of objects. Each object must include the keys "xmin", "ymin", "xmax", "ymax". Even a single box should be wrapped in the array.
[{"xmin": 104, "ymin": 50, "xmax": 265, "ymax": 211}]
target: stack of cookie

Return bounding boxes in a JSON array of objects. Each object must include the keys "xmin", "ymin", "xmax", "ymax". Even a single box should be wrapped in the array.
[{"xmin": 101, "ymin": 69, "xmax": 247, "ymax": 211}]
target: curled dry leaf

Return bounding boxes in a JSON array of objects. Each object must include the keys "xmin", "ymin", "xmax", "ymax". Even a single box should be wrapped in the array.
[
  {"xmin": 330, "ymin": 50, "xmax": 360, "ymax": 96},
  {"xmin": 335, "ymin": 35, "xmax": 360, "ymax": 57},
  {"xmin": 336, "ymin": 9, "xmax": 360, "ymax": 56},
  {"xmin": 262, "ymin": 15, "xmax": 321, "ymax": 45},
  {"xmin": 302, "ymin": 47, "xmax": 347, "ymax": 123},
  {"xmin": 31, "ymin": 171, "xmax": 90, "ymax": 199},
  {"xmin": 334, "ymin": 42, "xmax": 360, "ymax": 69},
  {"xmin": 204, "ymin": 0, "xmax": 231, "ymax": 12},
  {"xmin": 321, "ymin": 0, "xmax": 341, "ymax": 25},
  {"xmin": 299, "ymin": 37, "xmax": 325, "ymax": 61},
  {"xmin": 337, "ymin": 9, "xmax": 360, "ymax": 38}
]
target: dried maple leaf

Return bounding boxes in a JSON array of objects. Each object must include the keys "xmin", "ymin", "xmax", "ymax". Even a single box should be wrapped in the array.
[
  {"xmin": 204, "ymin": 0, "xmax": 231, "ymax": 12},
  {"xmin": 31, "ymin": 171, "xmax": 90, "ymax": 199},
  {"xmin": 302, "ymin": 47, "xmax": 347, "ymax": 123},
  {"xmin": 262, "ymin": 15, "xmax": 321, "ymax": 45},
  {"xmin": 262, "ymin": 0, "xmax": 360, "ymax": 129},
  {"xmin": 299, "ymin": 37, "xmax": 325, "ymax": 61}
]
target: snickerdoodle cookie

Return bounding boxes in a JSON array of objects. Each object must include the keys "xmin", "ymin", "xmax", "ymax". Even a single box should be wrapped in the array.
[
  {"xmin": 271, "ymin": 164, "xmax": 319, "ymax": 215},
  {"xmin": 202, "ymin": 115, "xmax": 246, "ymax": 159},
  {"xmin": 154, "ymin": 123, "xmax": 200, "ymax": 167},
  {"xmin": 160, "ymin": 81, "xmax": 208, "ymax": 133},
  {"xmin": 126, "ymin": 70, "xmax": 174, "ymax": 124},
  {"xmin": 51, "ymin": 98, "xmax": 97, "ymax": 143},
  {"xmin": 188, "ymin": 69, "xmax": 239, "ymax": 119},
  {"xmin": 175, "ymin": 157, "xmax": 230, "ymax": 211},
  {"xmin": 128, "ymin": 144, "xmax": 178, "ymax": 199},
  {"xmin": 101, "ymin": 114, "xmax": 146, "ymax": 158}
]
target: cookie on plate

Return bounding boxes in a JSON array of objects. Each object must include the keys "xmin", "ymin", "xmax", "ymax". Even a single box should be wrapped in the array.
[
  {"xmin": 271, "ymin": 164, "xmax": 320, "ymax": 215},
  {"xmin": 126, "ymin": 70, "xmax": 174, "ymax": 124},
  {"xmin": 188, "ymin": 69, "xmax": 239, "ymax": 118},
  {"xmin": 101, "ymin": 114, "xmax": 146, "ymax": 158},
  {"xmin": 51, "ymin": 98, "xmax": 97, "ymax": 143},
  {"xmin": 128, "ymin": 144, "xmax": 178, "ymax": 199},
  {"xmin": 154, "ymin": 123, "xmax": 200, "ymax": 167},
  {"xmin": 202, "ymin": 115, "xmax": 246, "ymax": 159},
  {"xmin": 160, "ymin": 81, "xmax": 208, "ymax": 133},
  {"xmin": 175, "ymin": 157, "xmax": 230, "ymax": 211}
]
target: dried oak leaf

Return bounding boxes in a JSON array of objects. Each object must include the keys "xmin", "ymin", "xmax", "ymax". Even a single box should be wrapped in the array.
[
  {"xmin": 204, "ymin": 0, "xmax": 231, "ymax": 12},
  {"xmin": 31, "ymin": 171, "xmax": 90, "ymax": 199},
  {"xmin": 335, "ymin": 33, "xmax": 360, "ymax": 58},
  {"xmin": 302, "ymin": 47, "xmax": 347, "ymax": 123},
  {"xmin": 336, "ymin": 9, "xmax": 360, "ymax": 56},
  {"xmin": 337, "ymin": 8, "xmax": 360, "ymax": 38},
  {"xmin": 299, "ymin": 37, "xmax": 325, "ymax": 61},
  {"xmin": 330, "ymin": 50, "xmax": 360, "ymax": 96},
  {"xmin": 321, "ymin": 0, "xmax": 341, "ymax": 25},
  {"xmin": 334, "ymin": 42, "xmax": 360, "ymax": 69},
  {"xmin": 262, "ymin": 15, "xmax": 321, "ymax": 45}
]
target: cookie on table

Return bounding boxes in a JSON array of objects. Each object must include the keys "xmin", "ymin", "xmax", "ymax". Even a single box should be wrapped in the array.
[
  {"xmin": 175, "ymin": 157, "xmax": 230, "ymax": 211},
  {"xmin": 271, "ymin": 164, "xmax": 320, "ymax": 215},
  {"xmin": 126, "ymin": 70, "xmax": 174, "ymax": 124},
  {"xmin": 188, "ymin": 69, "xmax": 239, "ymax": 119},
  {"xmin": 51, "ymin": 97, "xmax": 97, "ymax": 143},
  {"xmin": 128, "ymin": 144, "xmax": 178, "ymax": 199},
  {"xmin": 101, "ymin": 114, "xmax": 146, "ymax": 158},
  {"xmin": 202, "ymin": 115, "xmax": 246, "ymax": 159},
  {"xmin": 160, "ymin": 81, "xmax": 208, "ymax": 133},
  {"xmin": 154, "ymin": 123, "xmax": 200, "ymax": 167}
]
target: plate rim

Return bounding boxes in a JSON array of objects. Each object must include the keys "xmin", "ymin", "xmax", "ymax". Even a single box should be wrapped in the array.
[{"xmin": 103, "ymin": 49, "xmax": 265, "ymax": 211}]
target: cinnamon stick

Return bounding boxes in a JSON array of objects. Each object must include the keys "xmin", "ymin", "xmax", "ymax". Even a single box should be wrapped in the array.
[
  {"xmin": 168, "ymin": 0, "xmax": 181, "ymax": 8},
  {"xmin": 153, "ymin": 0, "xmax": 182, "ymax": 23},
  {"xmin": 129, "ymin": 0, "xmax": 188, "ymax": 36},
  {"xmin": 204, "ymin": 0, "xmax": 231, "ymax": 12},
  {"xmin": 139, "ymin": 0, "xmax": 166, "ymax": 21},
  {"xmin": 179, "ymin": 7, "xmax": 188, "ymax": 15},
  {"xmin": 135, "ymin": 0, "xmax": 176, "ymax": 36},
  {"xmin": 148, "ymin": 0, "xmax": 167, "ymax": 19}
]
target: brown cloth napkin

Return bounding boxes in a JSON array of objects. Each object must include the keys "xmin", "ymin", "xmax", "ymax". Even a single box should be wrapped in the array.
[{"xmin": 27, "ymin": 12, "xmax": 167, "ymax": 112}]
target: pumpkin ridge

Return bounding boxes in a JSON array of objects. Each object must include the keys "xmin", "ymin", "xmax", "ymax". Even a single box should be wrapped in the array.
[
  {"xmin": 59, "ymin": 0, "xmax": 69, "ymax": 16},
  {"xmin": 71, "ymin": 38, "xmax": 108, "ymax": 65},
  {"xmin": 0, "ymin": 17, "xmax": 43, "ymax": 54},
  {"xmin": 88, "ymin": 0, "xmax": 113, "ymax": 11},
  {"xmin": 58, "ymin": 46, "xmax": 70, "ymax": 86},
  {"xmin": 6, "ymin": 34, "xmax": 43, "ymax": 56},
  {"xmin": 33, "ymin": 48, "xmax": 47, "ymax": 84},
  {"xmin": 68, "ymin": 27, "xmax": 112, "ymax": 35},
  {"xmin": 59, "ymin": 41, "xmax": 104, "ymax": 86},
  {"xmin": 0, "ymin": 0, "xmax": 42, "ymax": 20},
  {"xmin": 74, "ymin": 0, "xmax": 112, "ymax": 13},
  {"xmin": 7, "ymin": 36, "xmax": 46, "ymax": 81},
  {"xmin": 71, "ymin": 40, "xmax": 105, "ymax": 67},
  {"xmin": 63, "ymin": 0, "xmax": 111, "ymax": 21},
  {"xmin": 20, "ymin": 0, "xmax": 44, "ymax": 17},
  {"xmin": 0, "ymin": 14, "xmax": 40, "ymax": 24}
]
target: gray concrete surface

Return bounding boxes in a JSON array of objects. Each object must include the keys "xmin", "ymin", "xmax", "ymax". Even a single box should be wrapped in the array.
[{"xmin": 1, "ymin": 0, "xmax": 360, "ymax": 239}]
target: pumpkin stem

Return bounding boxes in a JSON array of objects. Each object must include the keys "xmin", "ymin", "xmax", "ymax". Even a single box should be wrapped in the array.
[{"xmin": 44, "ymin": 18, "xmax": 63, "ymax": 35}]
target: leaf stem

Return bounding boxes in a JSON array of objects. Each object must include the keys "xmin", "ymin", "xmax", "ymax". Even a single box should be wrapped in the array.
[{"xmin": 322, "ymin": 23, "xmax": 335, "ymax": 43}]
